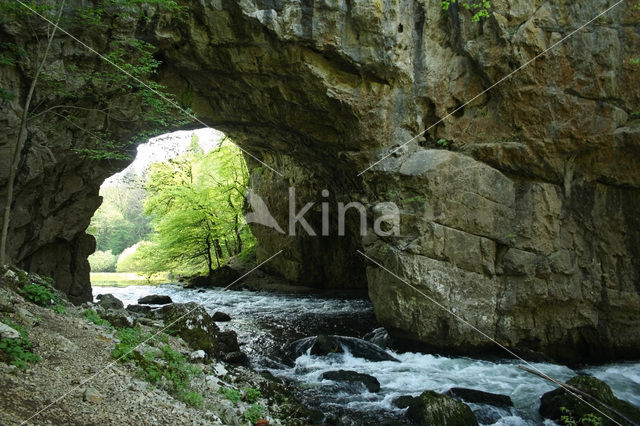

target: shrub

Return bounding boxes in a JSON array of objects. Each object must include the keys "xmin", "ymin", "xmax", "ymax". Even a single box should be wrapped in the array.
[
  {"xmin": 244, "ymin": 387, "xmax": 262, "ymax": 403},
  {"xmin": 0, "ymin": 319, "xmax": 40, "ymax": 369},
  {"xmin": 243, "ymin": 403, "xmax": 265, "ymax": 424},
  {"xmin": 83, "ymin": 308, "xmax": 111, "ymax": 327},
  {"xmin": 20, "ymin": 283, "xmax": 56, "ymax": 307},
  {"xmin": 88, "ymin": 250, "xmax": 117, "ymax": 272},
  {"xmin": 219, "ymin": 386, "xmax": 242, "ymax": 403}
]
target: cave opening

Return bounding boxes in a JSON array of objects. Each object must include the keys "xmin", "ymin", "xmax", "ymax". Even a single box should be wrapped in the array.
[{"xmin": 87, "ymin": 127, "xmax": 257, "ymax": 289}]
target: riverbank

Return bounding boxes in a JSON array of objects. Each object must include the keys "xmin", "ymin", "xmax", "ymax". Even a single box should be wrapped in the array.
[{"xmin": 0, "ymin": 267, "xmax": 311, "ymax": 425}]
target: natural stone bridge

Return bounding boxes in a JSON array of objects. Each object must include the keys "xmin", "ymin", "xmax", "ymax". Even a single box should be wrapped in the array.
[{"xmin": 1, "ymin": 0, "xmax": 639, "ymax": 363}]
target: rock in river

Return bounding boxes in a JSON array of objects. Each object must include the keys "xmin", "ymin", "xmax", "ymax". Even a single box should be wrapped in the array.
[
  {"xmin": 138, "ymin": 295, "xmax": 173, "ymax": 305},
  {"xmin": 284, "ymin": 335, "xmax": 399, "ymax": 365},
  {"xmin": 407, "ymin": 391, "xmax": 478, "ymax": 426},
  {"xmin": 539, "ymin": 375, "xmax": 640, "ymax": 426},
  {"xmin": 445, "ymin": 387, "xmax": 513, "ymax": 408},
  {"xmin": 321, "ymin": 370, "xmax": 381, "ymax": 393}
]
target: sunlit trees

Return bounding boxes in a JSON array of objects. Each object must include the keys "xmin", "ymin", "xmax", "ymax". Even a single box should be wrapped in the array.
[{"xmin": 139, "ymin": 138, "xmax": 254, "ymax": 280}]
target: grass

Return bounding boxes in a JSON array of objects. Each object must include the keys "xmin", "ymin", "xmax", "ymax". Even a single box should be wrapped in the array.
[{"xmin": 91, "ymin": 272, "xmax": 169, "ymax": 287}]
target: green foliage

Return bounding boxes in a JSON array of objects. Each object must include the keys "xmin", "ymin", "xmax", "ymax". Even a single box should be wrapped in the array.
[
  {"xmin": 180, "ymin": 390, "xmax": 204, "ymax": 407},
  {"xmin": 441, "ymin": 0, "xmax": 491, "ymax": 21},
  {"xmin": 219, "ymin": 386, "xmax": 242, "ymax": 403},
  {"xmin": 112, "ymin": 327, "xmax": 202, "ymax": 406},
  {"xmin": 436, "ymin": 138, "xmax": 450, "ymax": 149},
  {"xmin": 243, "ymin": 403, "xmax": 265, "ymax": 424},
  {"xmin": 89, "ymin": 250, "xmax": 118, "ymax": 272},
  {"xmin": 559, "ymin": 406, "xmax": 603, "ymax": 426},
  {"xmin": 112, "ymin": 326, "xmax": 148, "ymax": 359},
  {"xmin": 0, "ymin": 319, "xmax": 40, "ymax": 370},
  {"xmin": 2, "ymin": 0, "xmax": 193, "ymax": 163},
  {"xmin": 243, "ymin": 387, "xmax": 262, "ymax": 403},
  {"xmin": 88, "ymin": 172, "xmax": 151, "ymax": 256},
  {"xmin": 0, "ymin": 86, "xmax": 15, "ymax": 102},
  {"xmin": 630, "ymin": 57, "xmax": 640, "ymax": 66},
  {"xmin": 84, "ymin": 308, "xmax": 112, "ymax": 327},
  {"xmin": 20, "ymin": 283, "xmax": 56, "ymax": 307},
  {"xmin": 52, "ymin": 305, "xmax": 67, "ymax": 315},
  {"xmin": 138, "ymin": 139, "xmax": 255, "ymax": 276},
  {"xmin": 404, "ymin": 195, "xmax": 427, "ymax": 204}
]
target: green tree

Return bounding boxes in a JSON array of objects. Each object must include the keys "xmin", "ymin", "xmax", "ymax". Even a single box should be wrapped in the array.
[
  {"xmin": 141, "ymin": 139, "xmax": 254, "ymax": 279},
  {"xmin": 88, "ymin": 171, "xmax": 151, "ymax": 255}
]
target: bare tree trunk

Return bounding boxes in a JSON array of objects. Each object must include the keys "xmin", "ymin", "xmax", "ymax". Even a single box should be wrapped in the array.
[
  {"xmin": 213, "ymin": 239, "xmax": 223, "ymax": 267},
  {"xmin": 0, "ymin": 1, "xmax": 65, "ymax": 266},
  {"xmin": 205, "ymin": 236, "xmax": 213, "ymax": 283}
]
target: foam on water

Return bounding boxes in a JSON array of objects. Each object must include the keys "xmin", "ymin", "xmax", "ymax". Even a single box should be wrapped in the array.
[{"xmin": 93, "ymin": 284, "xmax": 640, "ymax": 425}]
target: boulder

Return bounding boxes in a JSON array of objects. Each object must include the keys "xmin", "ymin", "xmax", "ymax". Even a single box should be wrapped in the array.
[
  {"xmin": 212, "ymin": 311, "xmax": 231, "ymax": 322},
  {"xmin": 285, "ymin": 335, "xmax": 399, "ymax": 365},
  {"xmin": 137, "ymin": 295, "xmax": 173, "ymax": 305},
  {"xmin": 407, "ymin": 391, "xmax": 478, "ymax": 426},
  {"xmin": 445, "ymin": 387, "xmax": 513, "ymax": 408},
  {"xmin": 363, "ymin": 327, "xmax": 391, "ymax": 349},
  {"xmin": 96, "ymin": 294, "xmax": 124, "ymax": 310},
  {"xmin": 539, "ymin": 375, "xmax": 640, "ymax": 426},
  {"xmin": 125, "ymin": 304, "xmax": 152, "ymax": 315},
  {"xmin": 98, "ymin": 309, "xmax": 135, "ymax": 328},
  {"xmin": 215, "ymin": 330, "xmax": 240, "ymax": 354},
  {"xmin": 0, "ymin": 322, "xmax": 20, "ymax": 339},
  {"xmin": 223, "ymin": 351, "xmax": 247, "ymax": 364},
  {"xmin": 155, "ymin": 303, "xmax": 220, "ymax": 356},
  {"xmin": 392, "ymin": 395, "xmax": 415, "ymax": 409},
  {"xmin": 321, "ymin": 370, "xmax": 381, "ymax": 393}
]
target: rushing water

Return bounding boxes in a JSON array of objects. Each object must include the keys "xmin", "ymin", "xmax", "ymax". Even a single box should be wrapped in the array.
[{"xmin": 93, "ymin": 284, "xmax": 640, "ymax": 425}]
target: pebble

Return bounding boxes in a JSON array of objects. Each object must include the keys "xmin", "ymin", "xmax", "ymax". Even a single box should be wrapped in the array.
[{"xmin": 83, "ymin": 387, "xmax": 103, "ymax": 403}]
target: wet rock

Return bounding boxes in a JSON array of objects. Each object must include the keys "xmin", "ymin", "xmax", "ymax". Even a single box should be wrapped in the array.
[
  {"xmin": 539, "ymin": 375, "xmax": 640, "ymax": 426},
  {"xmin": 155, "ymin": 303, "xmax": 220, "ymax": 356},
  {"xmin": 212, "ymin": 311, "xmax": 231, "ymax": 322},
  {"xmin": 137, "ymin": 295, "xmax": 172, "ymax": 305},
  {"xmin": 363, "ymin": 327, "xmax": 390, "ymax": 349},
  {"xmin": 285, "ymin": 335, "xmax": 399, "ymax": 365},
  {"xmin": 311, "ymin": 334, "xmax": 343, "ymax": 356},
  {"xmin": 321, "ymin": 370, "xmax": 381, "ymax": 393},
  {"xmin": 407, "ymin": 391, "xmax": 478, "ymax": 426},
  {"xmin": 96, "ymin": 294, "xmax": 124, "ymax": 310},
  {"xmin": 223, "ymin": 351, "xmax": 247, "ymax": 364},
  {"xmin": 125, "ymin": 304, "xmax": 152, "ymax": 315},
  {"xmin": 446, "ymin": 387, "xmax": 513, "ymax": 408},
  {"xmin": 392, "ymin": 395, "xmax": 414, "ymax": 409},
  {"xmin": 0, "ymin": 322, "xmax": 20, "ymax": 339},
  {"xmin": 216, "ymin": 330, "xmax": 240, "ymax": 354}
]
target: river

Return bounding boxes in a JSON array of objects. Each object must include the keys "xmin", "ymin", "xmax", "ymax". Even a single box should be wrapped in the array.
[{"xmin": 92, "ymin": 283, "xmax": 640, "ymax": 425}]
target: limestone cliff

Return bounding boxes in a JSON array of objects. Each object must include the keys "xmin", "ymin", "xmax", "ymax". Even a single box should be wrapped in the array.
[{"xmin": 0, "ymin": 0, "xmax": 639, "ymax": 362}]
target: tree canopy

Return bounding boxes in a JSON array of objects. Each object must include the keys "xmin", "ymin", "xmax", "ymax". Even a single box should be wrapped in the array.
[{"xmin": 115, "ymin": 137, "xmax": 254, "ymax": 279}]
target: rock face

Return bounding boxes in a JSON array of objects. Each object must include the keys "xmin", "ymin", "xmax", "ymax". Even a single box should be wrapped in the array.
[{"xmin": 1, "ymin": 1, "xmax": 639, "ymax": 362}]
